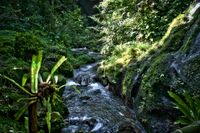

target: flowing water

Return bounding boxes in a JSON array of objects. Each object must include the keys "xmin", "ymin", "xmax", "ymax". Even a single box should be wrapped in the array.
[{"xmin": 61, "ymin": 49, "xmax": 146, "ymax": 133}]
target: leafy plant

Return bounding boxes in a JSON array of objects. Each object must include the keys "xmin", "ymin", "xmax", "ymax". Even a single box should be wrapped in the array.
[
  {"xmin": 168, "ymin": 91, "xmax": 200, "ymax": 125},
  {"xmin": 0, "ymin": 51, "xmax": 67, "ymax": 133},
  {"xmin": 94, "ymin": 0, "xmax": 191, "ymax": 54}
]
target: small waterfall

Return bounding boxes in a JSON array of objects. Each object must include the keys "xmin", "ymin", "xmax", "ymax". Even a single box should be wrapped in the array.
[
  {"xmin": 62, "ymin": 49, "xmax": 146, "ymax": 133},
  {"xmin": 188, "ymin": 2, "xmax": 200, "ymax": 21}
]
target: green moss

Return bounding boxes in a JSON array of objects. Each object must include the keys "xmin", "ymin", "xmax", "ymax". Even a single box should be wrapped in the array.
[
  {"xmin": 137, "ymin": 54, "xmax": 172, "ymax": 113},
  {"xmin": 159, "ymin": 14, "xmax": 189, "ymax": 52},
  {"xmin": 122, "ymin": 65, "xmax": 137, "ymax": 96},
  {"xmin": 180, "ymin": 16, "xmax": 200, "ymax": 54},
  {"xmin": 98, "ymin": 43, "xmax": 150, "ymax": 84}
]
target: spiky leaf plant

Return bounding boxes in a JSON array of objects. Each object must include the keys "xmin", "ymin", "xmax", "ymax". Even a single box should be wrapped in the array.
[
  {"xmin": 0, "ymin": 51, "xmax": 67, "ymax": 133},
  {"xmin": 168, "ymin": 91, "xmax": 200, "ymax": 125},
  {"xmin": 168, "ymin": 91, "xmax": 200, "ymax": 133}
]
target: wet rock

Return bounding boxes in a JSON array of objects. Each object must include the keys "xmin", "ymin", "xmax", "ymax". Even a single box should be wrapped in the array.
[
  {"xmin": 75, "ymin": 73, "xmax": 94, "ymax": 86},
  {"xmin": 115, "ymin": 120, "xmax": 142, "ymax": 133},
  {"xmin": 80, "ymin": 95, "xmax": 91, "ymax": 100},
  {"xmin": 87, "ymin": 88, "xmax": 102, "ymax": 95},
  {"xmin": 61, "ymin": 126, "xmax": 79, "ymax": 133},
  {"xmin": 63, "ymin": 59, "xmax": 146, "ymax": 133}
]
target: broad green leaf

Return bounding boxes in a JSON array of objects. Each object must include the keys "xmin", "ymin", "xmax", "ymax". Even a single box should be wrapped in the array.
[
  {"xmin": 184, "ymin": 91, "xmax": 197, "ymax": 119},
  {"xmin": 22, "ymin": 73, "xmax": 29, "ymax": 87},
  {"xmin": 72, "ymin": 86, "xmax": 81, "ymax": 94},
  {"xmin": 1, "ymin": 75, "xmax": 32, "ymax": 96},
  {"xmin": 31, "ymin": 55, "xmax": 37, "ymax": 93},
  {"xmin": 168, "ymin": 91, "xmax": 193, "ymax": 121},
  {"xmin": 17, "ymin": 97, "xmax": 37, "ymax": 102},
  {"xmin": 14, "ymin": 99, "xmax": 37, "ymax": 120},
  {"xmin": 51, "ymin": 112, "xmax": 63, "ymax": 122},
  {"xmin": 175, "ymin": 116, "xmax": 191, "ymax": 125},
  {"xmin": 38, "ymin": 73, "xmax": 43, "ymax": 84},
  {"xmin": 194, "ymin": 98, "xmax": 200, "ymax": 118},
  {"xmin": 24, "ymin": 117, "xmax": 29, "ymax": 133},
  {"xmin": 14, "ymin": 104, "xmax": 27, "ymax": 120},
  {"xmin": 43, "ymin": 97, "xmax": 52, "ymax": 133},
  {"xmin": 58, "ymin": 84, "xmax": 67, "ymax": 91},
  {"xmin": 31, "ymin": 51, "xmax": 42, "ymax": 93},
  {"xmin": 46, "ymin": 56, "xmax": 67, "ymax": 83}
]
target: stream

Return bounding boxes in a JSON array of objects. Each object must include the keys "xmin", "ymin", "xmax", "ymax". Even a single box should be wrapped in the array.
[{"xmin": 61, "ymin": 48, "xmax": 146, "ymax": 133}]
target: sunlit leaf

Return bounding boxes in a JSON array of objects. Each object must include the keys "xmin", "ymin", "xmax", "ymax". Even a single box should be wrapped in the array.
[
  {"xmin": 46, "ymin": 56, "xmax": 67, "ymax": 83},
  {"xmin": 31, "ymin": 51, "xmax": 42, "ymax": 93},
  {"xmin": 22, "ymin": 73, "xmax": 29, "ymax": 87}
]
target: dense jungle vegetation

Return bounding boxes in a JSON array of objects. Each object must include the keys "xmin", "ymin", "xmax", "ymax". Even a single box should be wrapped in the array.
[{"xmin": 0, "ymin": 0, "xmax": 200, "ymax": 133}]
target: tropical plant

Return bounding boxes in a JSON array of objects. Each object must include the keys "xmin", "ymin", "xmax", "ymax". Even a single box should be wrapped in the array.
[
  {"xmin": 0, "ymin": 51, "xmax": 67, "ymax": 133},
  {"xmin": 168, "ymin": 91, "xmax": 200, "ymax": 133}
]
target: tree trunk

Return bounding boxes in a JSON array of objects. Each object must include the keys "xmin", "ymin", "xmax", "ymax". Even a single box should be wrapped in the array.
[{"xmin": 28, "ymin": 101, "xmax": 38, "ymax": 133}]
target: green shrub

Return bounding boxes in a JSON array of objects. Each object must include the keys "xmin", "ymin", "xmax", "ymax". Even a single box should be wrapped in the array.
[
  {"xmin": 95, "ymin": 0, "xmax": 191, "ymax": 54},
  {"xmin": 14, "ymin": 32, "xmax": 46, "ymax": 60}
]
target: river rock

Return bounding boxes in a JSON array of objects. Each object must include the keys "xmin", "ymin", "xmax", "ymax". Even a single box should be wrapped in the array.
[{"xmin": 117, "ymin": 120, "xmax": 142, "ymax": 133}]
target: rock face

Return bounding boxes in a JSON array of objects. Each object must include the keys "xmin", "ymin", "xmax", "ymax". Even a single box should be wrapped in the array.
[{"xmin": 100, "ymin": 3, "xmax": 200, "ymax": 133}]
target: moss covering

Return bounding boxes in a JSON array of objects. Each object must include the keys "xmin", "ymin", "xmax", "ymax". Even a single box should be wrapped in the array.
[
  {"xmin": 98, "ymin": 43, "xmax": 150, "ymax": 84},
  {"xmin": 97, "ymin": 3, "xmax": 200, "ymax": 132}
]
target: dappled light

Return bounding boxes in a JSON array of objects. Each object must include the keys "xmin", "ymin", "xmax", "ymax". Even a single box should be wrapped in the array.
[{"xmin": 0, "ymin": 0, "xmax": 200, "ymax": 133}]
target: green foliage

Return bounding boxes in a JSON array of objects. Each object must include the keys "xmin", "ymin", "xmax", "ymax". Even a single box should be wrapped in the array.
[
  {"xmin": 0, "ymin": 0, "xmax": 97, "ymax": 131},
  {"xmin": 168, "ymin": 91, "xmax": 200, "ymax": 125},
  {"xmin": 1, "ymin": 52, "xmax": 67, "ymax": 132},
  {"xmin": 14, "ymin": 32, "xmax": 46, "ymax": 59},
  {"xmin": 98, "ymin": 42, "xmax": 150, "ymax": 83},
  {"xmin": 94, "ymin": 0, "xmax": 191, "ymax": 54},
  {"xmin": 0, "ymin": 116, "xmax": 26, "ymax": 133}
]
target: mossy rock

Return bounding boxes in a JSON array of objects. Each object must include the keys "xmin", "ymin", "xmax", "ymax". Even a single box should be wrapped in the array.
[
  {"xmin": 100, "ymin": 5, "xmax": 200, "ymax": 133},
  {"xmin": 132, "ymin": 6, "xmax": 200, "ymax": 133}
]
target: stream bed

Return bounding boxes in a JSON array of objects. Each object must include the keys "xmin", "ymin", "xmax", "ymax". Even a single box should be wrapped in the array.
[{"xmin": 61, "ymin": 49, "xmax": 146, "ymax": 133}]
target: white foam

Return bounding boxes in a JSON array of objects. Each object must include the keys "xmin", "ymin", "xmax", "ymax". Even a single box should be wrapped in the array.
[
  {"xmin": 188, "ymin": 3, "xmax": 200, "ymax": 21},
  {"xmin": 66, "ymin": 79, "xmax": 80, "ymax": 86},
  {"xmin": 91, "ymin": 122, "xmax": 103, "ymax": 132}
]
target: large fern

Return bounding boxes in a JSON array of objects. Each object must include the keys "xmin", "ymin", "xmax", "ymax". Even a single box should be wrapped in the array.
[{"xmin": 168, "ymin": 91, "xmax": 200, "ymax": 125}]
